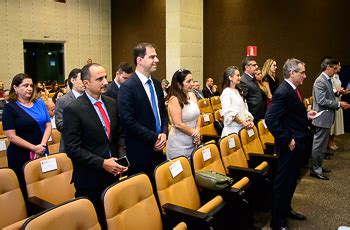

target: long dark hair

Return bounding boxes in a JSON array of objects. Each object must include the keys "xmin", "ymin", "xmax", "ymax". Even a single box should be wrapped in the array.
[
  {"xmin": 168, "ymin": 69, "xmax": 192, "ymax": 108},
  {"xmin": 8, "ymin": 73, "xmax": 36, "ymax": 102}
]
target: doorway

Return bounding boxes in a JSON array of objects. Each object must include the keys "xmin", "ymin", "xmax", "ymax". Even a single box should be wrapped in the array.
[{"xmin": 23, "ymin": 42, "xmax": 64, "ymax": 85}]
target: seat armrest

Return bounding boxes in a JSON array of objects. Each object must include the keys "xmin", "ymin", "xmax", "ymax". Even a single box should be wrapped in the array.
[
  {"xmin": 201, "ymin": 134, "xmax": 220, "ymax": 144},
  {"xmin": 264, "ymin": 142, "xmax": 275, "ymax": 155},
  {"xmin": 163, "ymin": 203, "xmax": 214, "ymax": 229},
  {"xmin": 27, "ymin": 196, "xmax": 55, "ymax": 215},
  {"xmin": 248, "ymin": 152, "xmax": 278, "ymax": 167},
  {"xmin": 227, "ymin": 165, "xmax": 268, "ymax": 179}
]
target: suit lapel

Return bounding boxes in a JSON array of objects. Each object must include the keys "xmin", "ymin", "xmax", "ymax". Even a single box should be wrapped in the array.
[{"xmin": 132, "ymin": 73, "xmax": 154, "ymax": 115}]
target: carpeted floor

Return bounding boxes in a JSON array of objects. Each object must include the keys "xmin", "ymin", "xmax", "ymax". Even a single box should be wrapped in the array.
[{"xmin": 258, "ymin": 133, "xmax": 350, "ymax": 229}]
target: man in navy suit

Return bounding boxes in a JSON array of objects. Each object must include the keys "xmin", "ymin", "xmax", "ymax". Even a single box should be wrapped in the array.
[
  {"xmin": 104, "ymin": 62, "xmax": 133, "ymax": 101},
  {"xmin": 118, "ymin": 43, "xmax": 168, "ymax": 178},
  {"xmin": 265, "ymin": 58, "xmax": 317, "ymax": 230},
  {"xmin": 64, "ymin": 63, "xmax": 127, "ymax": 227}
]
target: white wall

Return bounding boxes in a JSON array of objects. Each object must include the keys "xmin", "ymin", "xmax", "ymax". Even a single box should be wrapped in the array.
[{"xmin": 0, "ymin": 0, "xmax": 111, "ymax": 87}]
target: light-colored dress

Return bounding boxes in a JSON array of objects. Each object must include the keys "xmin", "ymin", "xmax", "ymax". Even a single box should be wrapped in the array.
[
  {"xmin": 220, "ymin": 87, "xmax": 253, "ymax": 137},
  {"xmin": 166, "ymin": 95, "xmax": 200, "ymax": 160},
  {"xmin": 331, "ymin": 74, "xmax": 344, "ymax": 135}
]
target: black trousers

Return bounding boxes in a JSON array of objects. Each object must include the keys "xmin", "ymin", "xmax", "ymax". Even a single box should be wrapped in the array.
[{"xmin": 270, "ymin": 143, "xmax": 303, "ymax": 229}]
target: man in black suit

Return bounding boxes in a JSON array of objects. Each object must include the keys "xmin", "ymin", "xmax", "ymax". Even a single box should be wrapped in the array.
[
  {"xmin": 202, "ymin": 77, "xmax": 219, "ymax": 98},
  {"xmin": 105, "ymin": 62, "xmax": 133, "ymax": 101},
  {"xmin": 63, "ymin": 63, "xmax": 127, "ymax": 226},
  {"xmin": 265, "ymin": 58, "xmax": 317, "ymax": 230},
  {"xmin": 239, "ymin": 57, "xmax": 265, "ymax": 123},
  {"xmin": 118, "ymin": 43, "xmax": 168, "ymax": 178}
]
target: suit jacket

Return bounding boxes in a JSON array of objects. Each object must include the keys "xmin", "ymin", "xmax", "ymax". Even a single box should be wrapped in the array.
[
  {"xmin": 239, "ymin": 73, "xmax": 264, "ymax": 121},
  {"xmin": 192, "ymin": 89, "xmax": 204, "ymax": 99},
  {"xmin": 202, "ymin": 86, "xmax": 219, "ymax": 98},
  {"xmin": 312, "ymin": 73, "xmax": 339, "ymax": 129},
  {"xmin": 55, "ymin": 90, "xmax": 76, "ymax": 152},
  {"xmin": 63, "ymin": 93, "xmax": 125, "ymax": 190},
  {"xmin": 104, "ymin": 80, "xmax": 119, "ymax": 101},
  {"xmin": 118, "ymin": 73, "xmax": 168, "ymax": 171},
  {"xmin": 265, "ymin": 80, "xmax": 309, "ymax": 150}
]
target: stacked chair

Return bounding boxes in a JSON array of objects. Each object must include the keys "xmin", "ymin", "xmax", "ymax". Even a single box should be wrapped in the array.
[
  {"xmin": 102, "ymin": 173, "xmax": 187, "ymax": 230},
  {"xmin": 154, "ymin": 156, "xmax": 227, "ymax": 229}
]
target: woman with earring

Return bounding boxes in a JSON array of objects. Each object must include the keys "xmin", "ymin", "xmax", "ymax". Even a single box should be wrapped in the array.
[
  {"xmin": 166, "ymin": 69, "xmax": 201, "ymax": 160},
  {"xmin": 2, "ymin": 73, "xmax": 52, "ymax": 195},
  {"xmin": 220, "ymin": 66, "xmax": 254, "ymax": 137}
]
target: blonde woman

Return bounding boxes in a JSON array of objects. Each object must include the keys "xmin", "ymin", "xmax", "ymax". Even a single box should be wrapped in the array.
[{"xmin": 262, "ymin": 58, "xmax": 279, "ymax": 95}]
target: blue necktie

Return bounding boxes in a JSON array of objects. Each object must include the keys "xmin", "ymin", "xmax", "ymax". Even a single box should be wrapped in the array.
[
  {"xmin": 147, "ymin": 79, "xmax": 161, "ymax": 134},
  {"xmin": 328, "ymin": 79, "xmax": 333, "ymax": 88}
]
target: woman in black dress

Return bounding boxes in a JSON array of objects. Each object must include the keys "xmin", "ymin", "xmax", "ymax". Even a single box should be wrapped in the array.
[{"xmin": 262, "ymin": 58, "xmax": 279, "ymax": 95}]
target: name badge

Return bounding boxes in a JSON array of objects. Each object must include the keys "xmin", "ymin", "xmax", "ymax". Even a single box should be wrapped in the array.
[
  {"xmin": 169, "ymin": 160, "xmax": 183, "ymax": 178},
  {"xmin": 228, "ymin": 138, "xmax": 236, "ymax": 149},
  {"xmin": 0, "ymin": 140, "xmax": 7, "ymax": 151},
  {"xmin": 203, "ymin": 100, "xmax": 207, "ymax": 105},
  {"xmin": 202, "ymin": 148, "xmax": 212, "ymax": 161},
  {"xmin": 40, "ymin": 158, "xmax": 58, "ymax": 173},
  {"xmin": 247, "ymin": 128, "xmax": 255, "ymax": 137},
  {"xmin": 48, "ymin": 135, "xmax": 53, "ymax": 142},
  {"xmin": 203, "ymin": 114, "xmax": 210, "ymax": 122}
]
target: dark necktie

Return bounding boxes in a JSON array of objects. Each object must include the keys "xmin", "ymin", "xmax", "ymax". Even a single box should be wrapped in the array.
[
  {"xmin": 295, "ymin": 88, "xmax": 302, "ymax": 102},
  {"xmin": 147, "ymin": 79, "xmax": 161, "ymax": 134},
  {"xmin": 95, "ymin": 101, "xmax": 110, "ymax": 138},
  {"xmin": 328, "ymin": 79, "xmax": 333, "ymax": 88}
]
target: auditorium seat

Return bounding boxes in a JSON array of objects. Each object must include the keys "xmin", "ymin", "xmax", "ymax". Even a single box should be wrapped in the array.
[
  {"xmin": 48, "ymin": 129, "xmax": 61, "ymax": 154},
  {"xmin": 257, "ymin": 119, "xmax": 275, "ymax": 154},
  {"xmin": 198, "ymin": 98, "xmax": 213, "ymax": 114},
  {"xmin": 210, "ymin": 96, "xmax": 221, "ymax": 111}
]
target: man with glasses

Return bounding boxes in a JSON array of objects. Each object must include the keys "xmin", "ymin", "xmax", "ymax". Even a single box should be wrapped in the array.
[
  {"xmin": 239, "ymin": 57, "xmax": 265, "ymax": 123},
  {"xmin": 310, "ymin": 57, "xmax": 350, "ymax": 180}
]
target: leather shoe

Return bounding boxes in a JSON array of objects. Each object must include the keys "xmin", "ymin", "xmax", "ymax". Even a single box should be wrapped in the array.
[
  {"xmin": 288, "ymin": 209, "xmax": 306, "ymax": 220},
  {"xmin": 324, "ymin": 155, "xmax": 331, "ymax": 160},
  {"xmin": 310, "ymin": 171, "xmax": 329, "ymax": 180},
  {"xmin": 322, "ymin": 167, "xmax": 332, "ymax": 173}
]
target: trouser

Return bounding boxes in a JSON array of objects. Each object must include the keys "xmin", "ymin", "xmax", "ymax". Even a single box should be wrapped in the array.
[{"xmin": 311, "ymin": 127, "xmax": 330, "ymax": 174}]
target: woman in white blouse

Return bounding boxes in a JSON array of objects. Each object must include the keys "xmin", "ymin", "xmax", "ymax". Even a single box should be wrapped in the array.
[{"xmin": 220, "ymin": 66, "xmax": 254, "ymax": 137}]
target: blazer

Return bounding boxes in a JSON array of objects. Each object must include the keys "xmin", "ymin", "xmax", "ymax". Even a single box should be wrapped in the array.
[
  {"xmin": 202, "ymin": 86, "xmax": 219, "ymax": 98},
  {"xmin": 265, "ymin": 80, "xmax": 309, "ymax": 149},
  {"xmin": 63, "ymin": 93, "xmax": 125, "ymax": 190},
  {"xmin": 104, "ymin": 80, "xmax": 119, "ymax": 101},
  {"xmin": 312, "ymin": 73, "xmax": 339, "ymax": 129},
  {"xmin": 55, "ymin": 90, "xmax": 76, "ymax": 152},
  {"xmin": 239, "ymin": 73, "xmax": 264, "ymax": 121},
  {"xmin": 118, "ymin": 73, "xmax": 168, "ymax": 168}
]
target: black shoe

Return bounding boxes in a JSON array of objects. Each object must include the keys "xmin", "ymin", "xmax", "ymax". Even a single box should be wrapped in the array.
[
  {"xmin": 322, "ymin": 167, "xmax": 332, "ymax": 173},
  {"xmin": 310, "ymin": 171, "xmax": 329, "ymax": 180},
  {"xmin": 288, "ymin": 209, "xmax": 306, "ymax": 220},
  {"xmin": 324, "ymin": 155, "xmax": 331, "ymax": 160}
]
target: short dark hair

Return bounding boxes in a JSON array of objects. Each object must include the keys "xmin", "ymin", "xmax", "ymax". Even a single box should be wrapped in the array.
[
  {"xmin": 81, "ymin": 63, "xmax": 102, "ymax": 81},
  {"xmin": 321, "ymin": 57, "xmax": 338, "ymax": 71},
  {"xmin": 133, "ymin": 43, "xmax": 156, "ymax": 66},
  {"xmin": 116, "ymin": 62, "xmax": 133, "ymax": 74},
  {"xmin": 241, "ymin": 57, "xmax": 255, "ymax": 72},
  {"xmin": 67, "ymin": 68, "xmax": 81, "ymax": 89}
]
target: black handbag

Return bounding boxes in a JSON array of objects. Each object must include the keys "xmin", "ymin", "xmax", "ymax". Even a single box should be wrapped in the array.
[{"xmin": 195, "ymin": 171, "xmax": 233, "ymax": 190}]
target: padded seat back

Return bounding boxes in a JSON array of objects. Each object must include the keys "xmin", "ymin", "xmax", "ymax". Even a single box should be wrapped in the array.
[
  {"xmin": 48, "ymin": 129, "xmax": 61, "ymax": 154},
  {"xmin": 210, "ymin": 96, "xmax": 221, "ymax": 111},
  {"xmin": 155, "ymin": 157, "xmax": 202, "ymax": 212},
  {"xmin": 198, "ymin": 99, "xmax": 213, "ymax": 114},
  {"xmin": 219, "ymin": 134, "xmax": 249, "ymax": 173},
  {"xmin": 192, "ymin": 143, "xmax": 226, "ymax": 175},
  {"xmin": 103, "ymin": 174, "xmax": 163, "ymax": 230},
  {"xmin": 0, "ymin": 168, "xmax": 27, "ymax": 229},
  {"xmin": 257, "ymin": 120, "xmax": 274, "ymax": 149},
  {"xmin": 239, "ymin": 126, "xmax": 264, "ymax": 159},
  {"xmin": 21, "ymin": 198, "xmax": 100, "ymax": 230},
  {"xmin": 23, "ymin": 153, "xmax": 75, "ymax": 205},
  {"xmin": 0, "ymin": 138, "xmax": 9, "ymax": 167},
  {"xmin": 200, "ymin": 113, "xmax": 218, "ymax": 136}
]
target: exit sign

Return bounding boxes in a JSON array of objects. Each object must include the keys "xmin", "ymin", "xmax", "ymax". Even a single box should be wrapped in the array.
[{"xmin": 247, "ymin": 46, "xmax": 257, "ymax": 56}]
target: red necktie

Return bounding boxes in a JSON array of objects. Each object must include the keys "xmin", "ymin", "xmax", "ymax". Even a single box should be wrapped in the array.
[
  {"xmin": 95, "ymin": 101, "xmax": 110, "ymax": 138},
  {"xmin": 295, "ymin": 88, "xmax": 302, "ymax": 102}
]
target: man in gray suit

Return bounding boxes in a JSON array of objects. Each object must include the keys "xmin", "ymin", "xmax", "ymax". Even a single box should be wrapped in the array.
[
  {"xmin": 239, "ymin": 57, "xmax": 265, "ymax": 123},
  {"xmin": 55, "ymin": 68, "xmax": 85, "ymax": 152},
  {"xmin": 311, "ymin": 58, "xmax": 350, "ymax": 180}
]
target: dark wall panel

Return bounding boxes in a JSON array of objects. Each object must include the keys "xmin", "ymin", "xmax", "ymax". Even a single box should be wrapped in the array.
[
  {"xmin": 204, "ymin": 0, "xmax": 350, "ymax": 96},
  {"xmin": 111, "ymin": 0, "xmax": 166, "ymax": 80}
]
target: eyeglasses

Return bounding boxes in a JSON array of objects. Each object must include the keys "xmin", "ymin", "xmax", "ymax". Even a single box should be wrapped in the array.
[
  {"xmin": 248, "ymin": 63, "xmax": 258, "ymax": 67},
  {"xmin": 294, "ymin": 70, "xmax": 306, "ymax": 75}
]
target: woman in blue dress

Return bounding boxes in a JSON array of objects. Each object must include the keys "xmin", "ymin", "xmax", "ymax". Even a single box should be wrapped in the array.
[{"xmin": 2, "ymin": 73, "xmax": 52, "ymax": 195}]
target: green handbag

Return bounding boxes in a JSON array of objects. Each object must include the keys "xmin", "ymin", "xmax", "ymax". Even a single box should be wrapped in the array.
[{"xmin": 195, "ymin": 171, "xmax": 233, "ymax": 190}]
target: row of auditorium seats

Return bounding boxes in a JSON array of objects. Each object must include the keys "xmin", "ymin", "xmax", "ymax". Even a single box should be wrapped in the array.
[{"xmin": 198, "ymin": 96, "xmax": 221, "ymax": 114}]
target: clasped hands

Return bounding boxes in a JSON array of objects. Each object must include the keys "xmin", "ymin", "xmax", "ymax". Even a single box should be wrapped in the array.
[
  {"xmin": 192, "ymin": 128, "xmax": 201, "ymax": 146},
  {"xmin": 154, "ymin": 133, "xmax": 167, "ymax": 151},
  {"xmin": 103, "ymin": 158, "xmax": 128, "ymax": 176}
]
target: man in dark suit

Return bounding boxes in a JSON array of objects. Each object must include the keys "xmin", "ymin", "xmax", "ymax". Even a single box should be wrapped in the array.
[
  {"xmin": 202, "ymin": 77, "xmax": 219, "ymax": 98},
  {"xmin": 55, "ymin": 68, "xmax": 84, "ymax": 152},
  {"xmin": 63, "ymin": 63, "xmax": 127, "ymax": 226},
  {"xmin": 239, "ymin": 57, "xmax": 265, "ymax": 123},
  {"xmin": 118, "ymin": 43, "xmax": 168, "ymax": 178},
  {"xmin": 104, "ymin": 62, "xmax": 133, "ymax": 101},
  {"xmin": 192, "ymin": 80, "xmax": 204, "ymax": 99},
  {"xmin": 310, "ymin": 58, "xmax": 350, "ymax": 180},
  {"xmin": 265, "ymin": 58, "xmax": 317, "ymax": 230}
]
